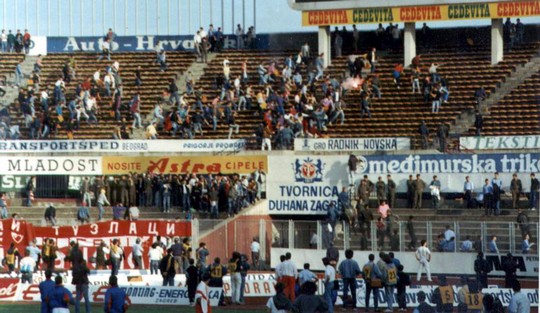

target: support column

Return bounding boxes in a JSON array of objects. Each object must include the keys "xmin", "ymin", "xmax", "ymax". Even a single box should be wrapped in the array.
[
  {"xmin": 318, "ymin": 26, "xmax": 331, "ymax": 68},
  {"xmin": 491, "ymin": 18, "xmax": 504, "ymax": 65},
  {"xmin": 403, "ymin": 22, "xmax": 416, "ymax": 67}
]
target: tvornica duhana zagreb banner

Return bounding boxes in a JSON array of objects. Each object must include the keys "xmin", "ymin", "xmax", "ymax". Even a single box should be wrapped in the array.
[
  {"xmin": 267, "ymin": 153, "xmax": 540, "ymax": 214},
  {"xmin": 0, "ymin": 219, "xmax": 191, "ymax": 270},
  {"xmin": 302, "ymin": 1, "xmax": 540, "ymax": 25}
]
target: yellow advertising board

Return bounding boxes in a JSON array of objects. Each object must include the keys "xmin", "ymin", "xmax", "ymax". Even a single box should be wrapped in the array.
[
  {"xmin": 102, "ymin": 155, "xmax": 267, "ymax": 175},
  {"xmin": 302, "ymin": 1, "xmax": 540, "ymax": 25}
]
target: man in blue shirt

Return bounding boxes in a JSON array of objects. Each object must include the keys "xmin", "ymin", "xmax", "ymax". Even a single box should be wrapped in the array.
[
  {"xmin": 508, "ymin": 280, "xmax": 531, "ymax": 313},
  {"xmin": 492, "ymin": 172, "xmax": 503, "ymax": 215},
  {"xmin": 39, "ymin": 270, "xmax": 55, "ymax": 313},
  {"xmin": 46, "ymin": 275, "xmax": 74, "ymax": 312},
  {"xmin": 338, "ymin": 249, "xmax": 361, "ymax": 308},
  {"xmin": 463, "ymin": 176, "xmax": 474, "ymax": 209},
  {"xmin": 104, "ymin": 275, "xmax": 131, "ymax": 313},
  {"xmin": 298, "ymin": 263, "xmax": 317, "ymax": 287}
]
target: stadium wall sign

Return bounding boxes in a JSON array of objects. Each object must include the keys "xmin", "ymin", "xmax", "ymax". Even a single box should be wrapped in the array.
[
  {"xmin": 460, "ymin": 135, "xmax": 540, "ymax": 150},
  {"xmin": 0, "ymin": 175, "xmax": 30, "ymax": 192},
  {"xmin": 0, "ymin": 139, "xmax": 247, "ymax": 154},
  {"xmin": 102, "ymin": 155, "xmax": 267, "ymax": 175},
  {"xmin": 0, "ymin": 282, "xmax": 221, "ymax": 306},
  {"xmin": 302, "ymin": 1, "xmax": 540, "ymax": 25},
  {"xmin": 271, "ymin": 248, "xmax": 539, "ymax": 278},
  {"xmin": 47, "ymin": 35, "xmax": 270, "ymax": 53},
  {"xmin": 267, "ymin": 153, "xmax": 540, "ymax": 214},
  {"xmin": 0, "ymin": 157, "xmax": 102, "ymax": 175},
  {"xmin": 294, "ymin": 137, "xmax": 410, "ymax": 151}
]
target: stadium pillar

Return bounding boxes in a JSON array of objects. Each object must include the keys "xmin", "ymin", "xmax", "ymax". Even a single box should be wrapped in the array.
[
  {"xmin": 318, "ymin": 26, "xmax": 331, "ymax": 67},
  {"xmin": 403, "ymin": 22, "xmax": 416, "ymax": 67},
  {"xmin": 491, "ymin": 18, "xmax": 504, "ymax": 65}
]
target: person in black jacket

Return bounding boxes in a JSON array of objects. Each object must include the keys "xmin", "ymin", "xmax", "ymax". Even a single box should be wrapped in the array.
[
  {"xmin": 396, "ymin": 265, "xmax": 410, "ymax": 311},
  {"xmin": 72, "ymin": 258, "xmax": 91, "ymax": 313},
  {"xmin": 474, "ymin": 252, "xmax": 491, "ymax": 289},
  {"xmin": 185, "ymin": 258, "xmax": 199, "ymax": 305},
  {"xmin": 160, "ymin": 248, "xmax": 177, "ymax": 286},
  {"xmin": 501, "ymin": 253, "xmax": 518, "ymax": 288}
]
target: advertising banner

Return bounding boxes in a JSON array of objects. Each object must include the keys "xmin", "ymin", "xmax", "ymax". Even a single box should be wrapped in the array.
[
  {"xmin": 0, "ymin": 281, "xmax": 221, "ymax": 306},
  {"xmin": 102, "ymin": 155, "xmax": 267, "ymax": 175},
  {"xmin": 0, "ymin": 219, "xmax": 191, "ymax": 271},
  {"xmin": 0, "ymin": 157, "xmax": 102, "ymax": 175},
  {"xmin": 0, "ymin": 175, "xmax": 30, "ymax": 192},
  {"xmin": 302, "ymin": 1, "xmax": 540, "ymax": 25},
  {"xmin": 267, "ymin": 153, "xmax": 540, "ymax": 214},
  {"xmin": 460, "ymin": 135, "xmax": 540, "ymax": 150},
  {"xmin": 0, "ymin": 139, "xmax": 247, "ymax": 154},
  {"xmin": 294, "ymin": 137, "xmax": 410, "ymax": 152},
  {"xmin": 28, "ymin": 36, "xmax": 47, "ymax": 56},
  {"xmin": 47, "ymin": 35, "xmax": 270, "ymax": 53}
]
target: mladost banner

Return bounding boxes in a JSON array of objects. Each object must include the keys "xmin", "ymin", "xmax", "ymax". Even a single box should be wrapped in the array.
[
  {"xmin": 0, "ymin": 157, "xmax": 102, "ymax": 175},
  {"xmin": 294, "ymin": 137, "xmax": 410, "ymax": 152},
  {"xmin": 0, "ymin": 139, "xmax": 247, "ymax": 153},
  {"xmin": 267, "ymin": 153, "xmax": 540, "ymax": 214},
  {"xmin": 461, "ymin": 135, "xmax": 540, "ymax": 150}
]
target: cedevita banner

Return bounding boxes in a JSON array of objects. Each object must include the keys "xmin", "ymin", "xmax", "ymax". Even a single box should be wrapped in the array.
[{"xmin": 302, "ymin": 1, "xmax": 540, "ymax": 25}]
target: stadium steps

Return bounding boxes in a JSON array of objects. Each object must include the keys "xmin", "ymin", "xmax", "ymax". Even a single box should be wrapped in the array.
[{"xmin": 451, "ymin": 47, "xmax": 540, "ymax": 136}]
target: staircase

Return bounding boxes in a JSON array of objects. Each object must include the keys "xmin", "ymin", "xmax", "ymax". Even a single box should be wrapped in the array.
[
  {"xmin": 132, "ymin": 53, "xmax": 218, "ymax": 139},
  {"xmin": 450, "ymin": 51, "xmax": 540, "ymax": 135}
]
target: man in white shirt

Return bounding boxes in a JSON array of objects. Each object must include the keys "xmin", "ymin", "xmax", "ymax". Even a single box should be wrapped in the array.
[
  {"xmin": 415, "ymin": 239, "xmax": 432, "ymax": 282},
  {"xmin": 250, "ymin": 237, "xmax": 260, "ymax": 268},
  {"xmin": 194, "ymin": 31, "xmax": 202, "ymax": 57},
  {"xmin": 1, "ymin": 29, "xmax": 7, "ymax": 52},
  {"xmin": 98, "ymin": 38, "xmax": 111, "ymax": 61},
  {"xmin": 280, "ymin": 253, "xmax": 297, "ymax": 301},
  {"xmin": 323, "ymin": 257, "xmax": 336, "ymax": 313},
  {"xmin": 132, "ymin": 238, "xmax": 143, "ymax": 269},
  {"xmin": 20, "ymin": 251, "xmax": 37, "ymax": 284},
  {"xmin": 444, "ymin": 225, "xmax": 456, "ymax": 242},
  {"xmin": 236, "ymin": 24, "xmax": 244, "ymax": 49},
  {"xmin": 508, "ymin": 280, "xmax": 531, "ymax": 313}
]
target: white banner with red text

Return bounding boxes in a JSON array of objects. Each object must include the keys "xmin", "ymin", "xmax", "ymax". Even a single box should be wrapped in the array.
[{"xmin": 0, "ymin": 219, "xmax": 191, "ymax": 270}]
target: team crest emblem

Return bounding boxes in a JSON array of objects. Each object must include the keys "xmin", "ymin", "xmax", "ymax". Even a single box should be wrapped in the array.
[{"xmin": 293, "ymin": 158, "xmax": 324, "ymax": 183}]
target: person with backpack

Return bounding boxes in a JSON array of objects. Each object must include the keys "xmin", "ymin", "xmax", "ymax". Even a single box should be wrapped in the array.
[
  {"xmin": 382, "ymin": 254, "xmax": 398, "ymax": 312},
  {"xmin": 267, "ymin": 282, "xmax": 292, "ymax": 313},
  {"xmin": 228, "ymin": 251, "xmax": 243, "ymax": 305},
  {"xmin": 207, "ymin": 257, "xmax": 227, "ymax": 306},
  {"xmin": 396, "ymin": 264, "xmax": 410, "ymax": 311},
  {"xmin": 363, "ymin": 253, "xmax": 383, "ymax": 312}
]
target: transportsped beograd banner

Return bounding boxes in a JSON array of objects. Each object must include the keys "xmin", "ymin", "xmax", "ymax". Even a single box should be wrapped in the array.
[
  {"xmin": 302, "ymin": 1, "xmax": 540, "ymax": 25},
  {"xmin": 267, "ymin": 153, "xmax": 540, "ymax": 214}
]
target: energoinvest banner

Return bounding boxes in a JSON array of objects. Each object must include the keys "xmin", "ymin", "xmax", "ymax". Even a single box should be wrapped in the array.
[
  {"xmin": 294, "ymin": 137, "xmax": 410, "ymax": 152},
  {"xmin": 0, "ymin": 280, "xmax": 221, "ymax": 306},
  {"xmin": 461, "ymin": 135, "xmax": 540, "ymax": 150},
  {"xmin": 47, "ymin": 35, "xmax": 270, "ymax": 53},
  {"xmin": 0, "ymin": 157, "xmax": 102, "ymax": 175},
  {"xmin": 102, "ymin": 155, "xmax": 267, "ymax": 175},
  {"xmin": 267, "ymin": 153, "xmax": 540, "ymax": 214},
  {"xmin": 0, "ymin": 139, "xmax": 247, "ymax": 154}
]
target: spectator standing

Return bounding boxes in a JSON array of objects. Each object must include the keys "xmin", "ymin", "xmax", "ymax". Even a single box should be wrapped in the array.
[
  {"xmin": 280, "ymin": 252, "xmax": 298, "ymax": 301},
  {"xmin": 396, "ymin": 264, "xmax": 410, "ymax": 311},
  {"xmin": 419, "ymin": 121, "xmax": 429, "ymax": 149},
  {"xmin": 19, "ymin": 251, "xmax": 36, "ymax": 284},
  {"xmin": 104, "ymin": 275, "xmax": 131, "ymax": 313},
  {"xmin": 338, "ymin": 249, "xmax": 361, "ymax": 308},
  {"xmin": 323, "ymin": 257, "xmax": 336, "ymax": 313},
  {"xmin": 488, "ymin": 235, "xmax": 499, "ymax": 253},
  {"xmin": 501, "ymin": 253, "xmax": 518, "ymax": 288},
  {"xmin": 46, "ymin": 276, "xmax": 75, "ymax": 312},
  {"xmin": 185, "ymin": 258, "xmax": 199, "ymax": 305},
  {"xmin": 160, "ymin": 248, "xmax": 177, "ymax": 286},
  {"xmin": 148, "ymin": 243, "xmax": 162, "ymax": 275},
  {"xmin": 413, "ymin": 174, "xmax": 426, "ymax": 209},
  {"xmin": 530, "ymin": 173, "xmax": 539, "ymax": 210},
  {"xmin": 483, "ymin": 179, "xmax": 494, "ymax": 215},
  {"xmin": 516, "ymin": 207, "xmax": 530, "ymax": 238},
  {"xmin": 72, "ymin": 259, "xmax": 91, "ymax": 313},
  {"xmin": 0, "ymin": 29, "xmax": 6, "ymax": 52},
  {"xmin": 132, "ymin": 238, "xmax": 143, "ymax": 269},
  {"xmin": 492, "ymin": 172, "xmax": 503, "ymax": 215},
  {"xmin": 430, "ymin": 175, "xmax": 441, "ymax": 209},
  {"xmin": 97, "ymin": 38, "xmax": 111, "ymax": 61},
  {"xmin": 475, "ymin": 112, "xmax": 484, "ymax": 136},
  {"xmin": 383, "ymin": 255, "xmax": 398, "ymax": 312},
  {"xmin": 510, "ymin": 173, "xmax": 523, "ymax": 210},
  {"xmin": 228, "ymin": 251, "xmax": 242, "ymax": 305},
  {"xmin": 415, "ymin": 240, "xmax": 432, "ymax": 282},
  {"xmin": 463, "ymin": 176, "xmax": 475, "ymax": 209},
  {"xmin": 208, "ymin": 257, "xmax": 227, "ymax": 306},
  {"xmin": 44, "ymin": 203, "xmax": 57, "ymax": 226},
  {"xmin": 461, "ymin": 236, "xmax": 473, "ymax": 252},
  {"xmin": 250, "ymin": 237, "xmax": 260, "ymax": 269},
  {"xmin": 521, "ymin": 233, "xmax": 534, "ymax": 254},
  {"xmin": 298, "ymin": 263, "xmax": 317, "ymax": 287},
  {"xmin": 96, "ymin": 189, "xmax": 110, "ymax": 221},
  {"xmin": 39, "ymin": 270, "xmax": 55, "ymax": 313},
  {"xmin": 508, "ymin": 280, "xmax": 530, "ymax": 313},
  {"xmin": 474, "ymin": 252, "xmax": 491, "ymax": 289},
  {"xmin": 363, "ymin": 253, "xmax": 382, "ymax": 312},
  {"xmin": 77, "ymin": 202, "xmax": 90, "ymax": 224}
]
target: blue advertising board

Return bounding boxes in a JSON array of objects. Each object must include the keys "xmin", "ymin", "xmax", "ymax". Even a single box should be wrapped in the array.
[{"xmin": 47, "ymin": 35, "xmax": 270, "ymax": 53}]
